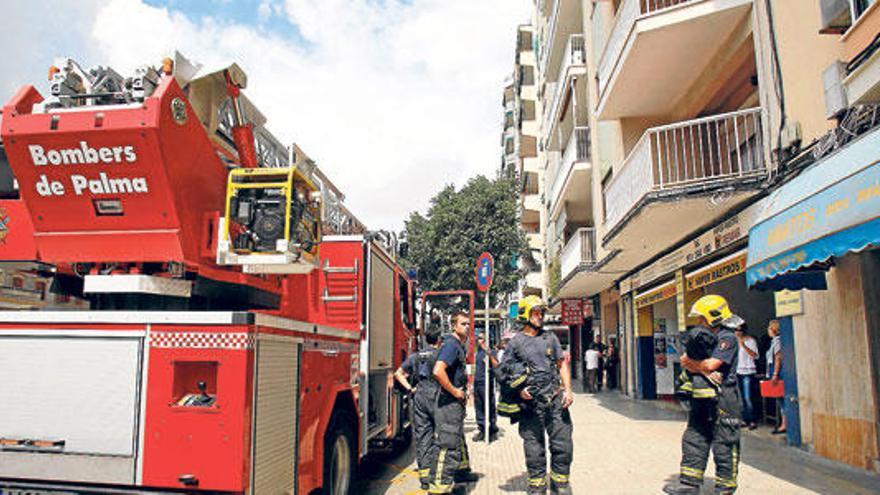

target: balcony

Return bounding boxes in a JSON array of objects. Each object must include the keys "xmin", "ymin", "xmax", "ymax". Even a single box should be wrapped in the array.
[
  {"xmin": 521, "ymin": 185, "xmax": 541, "ymax": 214},
  {"xmin": 548, "ymin": 127, "xmax": 591, "ymax": 220},
  {"xmin": 519, "ymin": 270, "xmax": 545, "ymax": 297},
  {"xmin": 526, "ymin": 232, "xmax": 544, "ymax": 251},
  {"xmin": 602, "ymin": 108, "xmax": 766, "ymax": 262},
  {"xmin": 841, "ymin": 2, "xmax": 880, "ymax": 105},
  {"xmin": 556, "ymin": 228, "xmax": 617, "ymax": 298},
  {"xmin": 596, "ymin": 0, "xmax": 753, "ymax": 119},
  {"xmin": 539, "ymin": 0, "xmax": 583, "ymax": 77},
  {"xmin": 542, "ymin": 35, "xmax": 587, "ymax": 136}
]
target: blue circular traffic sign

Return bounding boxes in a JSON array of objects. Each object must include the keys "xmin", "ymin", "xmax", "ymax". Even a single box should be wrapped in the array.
[{"xmin": 475, "ymin": 252, "xmax": 494, "ymax": 292}]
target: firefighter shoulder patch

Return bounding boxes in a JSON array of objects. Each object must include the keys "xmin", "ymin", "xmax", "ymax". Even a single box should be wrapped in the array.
[{"xmin": 719, "ymin": 340, "xmax": 731, "ymax": 350}]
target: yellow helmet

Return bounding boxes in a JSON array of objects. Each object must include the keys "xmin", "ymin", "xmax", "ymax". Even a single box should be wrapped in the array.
[
  {"xmin": 689, "ymin": 294, "xmax": 732, "ymax": 327},
  {"xmin": 517, "ymin": 295, "xmax": 546, "ymax": 322}
]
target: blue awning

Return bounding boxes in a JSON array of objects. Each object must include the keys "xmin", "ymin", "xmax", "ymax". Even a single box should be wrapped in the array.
[{"xmin": 746, "ymin": 126, "xmax": 880, "ymax": 289}]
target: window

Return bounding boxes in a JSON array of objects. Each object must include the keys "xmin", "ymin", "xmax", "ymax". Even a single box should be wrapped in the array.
[
  {"xmin": 504, "ymin": 111, "xmax": 515, "ymax": 129},
  {"xmin": 853, "ymin": 0, "xmax": 877, "ymax": 19},
  {"xmin": 518, "ymin": 30, "xmax": 533, "ymax": 52},
  {"xmin": 398, "ymin": 275, "xmax": 412, "ymax": 330},
  {"xmin": 505, "ymin": 137, "xmax": 516, "ymax": 155},
  {"xmin": 519, "ymin": 66, "xmax": 535, "ymax": 86},
  {"xmin": 521, "ymin": 100, "xmax": 536, "ymax": 121}
]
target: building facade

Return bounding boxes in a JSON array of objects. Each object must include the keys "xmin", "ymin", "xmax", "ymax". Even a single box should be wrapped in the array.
[
  {"xmin": 506, "ymin": 25, "xmax": 547, "ymax": 304},
  {"xmin": 514, "ymin": 0, "xmax": 880, "ymax": 471}
]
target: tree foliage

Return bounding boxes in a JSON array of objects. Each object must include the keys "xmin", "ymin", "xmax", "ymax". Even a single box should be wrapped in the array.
[{"xmin": 403, "ymin": 175, "xmax": 526, "ymax": 304}]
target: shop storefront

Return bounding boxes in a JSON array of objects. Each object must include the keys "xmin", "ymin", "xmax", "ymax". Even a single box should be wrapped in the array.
[
  {"xmin": 634, "ymin": 281, "xmax": 678, "ymax": 398},
  {"xmin": 619, "ymin": 202, "xmax": 775, "ymax": 400},
  {"xmin": 746, "ymin": 126, "xmax": 880, "ymax": 470}
]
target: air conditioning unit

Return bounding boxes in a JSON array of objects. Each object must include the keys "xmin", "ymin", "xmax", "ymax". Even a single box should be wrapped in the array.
[
  {"xmin": 819, "ymin": 0, "xmax": 852, "ymax": 34},
  {"xmin": 823, "ymin": 61, "xmax": 849, "ymax": 118}
]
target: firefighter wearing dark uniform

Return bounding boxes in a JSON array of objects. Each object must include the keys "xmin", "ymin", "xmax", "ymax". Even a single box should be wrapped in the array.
[
  {"xmin": 394, "ymin": 329, "xmax": 442, "ymax": 490},
  {"xmin": 427, "ymin": 312, "xmax": 477, "ymax": 494},
  {"xmin": 665, "ymin": 294, "xmax": 744, "ymax": 495},
  {"xmin": 503, "ymin": 296, "xmax": 574, "ymax": 495}
]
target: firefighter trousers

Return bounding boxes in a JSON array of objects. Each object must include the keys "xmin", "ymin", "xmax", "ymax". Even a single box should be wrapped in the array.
[
  {"xmin": 427, "ymin": 396, "xmax": 469, "ymax": 494},
  {"xmin": 518, "ymin": 393, "xmax": 573, "ymax": 491},
  {"xmin": 413, "ymin": 385, "xmax": 438, "ymax": 485},
  {"xmin": 679, "ymin": 384, "xmax": 742, "ymax": 493}
]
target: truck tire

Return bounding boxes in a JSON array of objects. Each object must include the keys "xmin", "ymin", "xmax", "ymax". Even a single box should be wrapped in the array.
[{"xmin": 323, "ymin": 411, "xmax": 356, "ymax": 495}]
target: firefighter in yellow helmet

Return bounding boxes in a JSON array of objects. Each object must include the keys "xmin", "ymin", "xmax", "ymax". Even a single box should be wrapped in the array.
[
  {"xmin": 665, "ymin": 294, "xmax": 744, "ymax": 495},
  {"xmin": 501, "ymin": 296, "xmax": 574, "ymax": 494}
]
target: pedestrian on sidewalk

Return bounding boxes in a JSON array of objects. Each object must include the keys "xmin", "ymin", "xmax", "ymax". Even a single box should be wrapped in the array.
[
  {"xmin": 503, "ymin": 296, "xmax": 574, "ymax": 495},
  {"xmin": 593, "ymin": 335, "xmax": 605, "ymax": 391},
  {"xmin": 766, "ymin": 319, "xmax": 786, "ymax": 435},
  {"xmin": 735, "ymin": 323, "xmax": 759, "ymax": 430},
  {"xmin": 605, "ymin": 342, "xmax": 619, "ymax": 390},
  {"xmin": 393, "ymin": 328, "xmax": 442, "ymax": 489},
  {"xmin": 665, "ymin": 294, "xmax": 743, "ymax": 495},
  {"xmin": 427, "ymin": 311, "xmax": 478, "ymax": 494},
  {"xmin": 473, "ymin": 332, "xmax": 499, "ymax": 442},
  {"xmin": 585, "ymin": 344, "xmax": 601, "ymax": 394}
]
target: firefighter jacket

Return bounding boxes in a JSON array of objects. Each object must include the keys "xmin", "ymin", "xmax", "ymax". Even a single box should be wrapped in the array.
[{"xmin": 496, "ymin": 353, "xmax": 529, "ymax": 422}]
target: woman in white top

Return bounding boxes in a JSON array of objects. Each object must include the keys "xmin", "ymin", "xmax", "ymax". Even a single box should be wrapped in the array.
[
  {"xmin": 735, "ymin": 323, "xmax": 759, "ymax": 429},
  {"xmin": 766, "ymin": 319, "xmax": 786, "ymax": 434}
]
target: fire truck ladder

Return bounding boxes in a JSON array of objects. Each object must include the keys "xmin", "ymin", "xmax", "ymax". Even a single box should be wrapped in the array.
[{"xmin": 321, "ymin": 258, "xmax": 358, "ymax": 303}]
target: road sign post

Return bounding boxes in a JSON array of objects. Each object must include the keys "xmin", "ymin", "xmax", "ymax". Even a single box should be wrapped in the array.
[{"xmin": 475, "ymin": 252, "xmax": 493, "ymax": 444}]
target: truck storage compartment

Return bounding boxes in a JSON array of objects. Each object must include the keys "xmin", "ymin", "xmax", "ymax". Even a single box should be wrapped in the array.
[
  {"xmin": 367, "ymin": 248, "xmax": 394, "ymax": 436},
  {"xmin": 0, "ymin": 334, "xmax": 143, "ymax": 484}
]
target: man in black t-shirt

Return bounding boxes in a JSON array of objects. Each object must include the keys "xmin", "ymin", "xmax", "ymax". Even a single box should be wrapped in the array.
[
  {"xmin": 394, "ymin": 328, "xmax": 441, "ymax": 489},
  {"xmin": 426, "ymin": 311, "xmax": 477, "ymax": 494},
  {"xmin": 665, "ymin": 295, "xmax": 743, "ymax": 495}
]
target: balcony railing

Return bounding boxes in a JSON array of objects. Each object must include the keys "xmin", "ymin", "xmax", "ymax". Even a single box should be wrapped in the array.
[
  {"xmin": 597, "ymin": 0, "xmax": 701, "ymax": 98},
  {"xmin": 560, "ymin": 227, "xmax": 597, "ymax": 280},
  {"xmin": 549, "ymin": 127, "xmax": 590, "ymax": 211},
  {"xmin": 539, "ymin": 0, "xmax": 561, "ymax": 73},
  {"xmin": 603, "ymin": 107, "xmax": 765, "ymax": 231},
  {"xmin": 542, "ymin": 35, "xmax": 586, "ymax": 134}
]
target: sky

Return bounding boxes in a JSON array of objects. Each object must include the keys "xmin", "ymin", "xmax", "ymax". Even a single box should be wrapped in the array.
[{"xmin": 0, "ymin": 0, "xmax": 532, "ymax": 231}]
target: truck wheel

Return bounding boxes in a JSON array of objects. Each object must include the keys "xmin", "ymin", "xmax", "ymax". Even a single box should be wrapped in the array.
[{"xmin": 323, "ymin": 412, "xmax": 356, "ymax": 495}]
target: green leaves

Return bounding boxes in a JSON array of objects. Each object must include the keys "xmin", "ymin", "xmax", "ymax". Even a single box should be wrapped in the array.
[{"xmin": 403, "ymin": 175, "xmax": 527, "ymax": 304}]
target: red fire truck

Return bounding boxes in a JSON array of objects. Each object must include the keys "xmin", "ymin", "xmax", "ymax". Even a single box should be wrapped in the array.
[{"xmin": 0, "ymin": 55, "xmax": 416, "ymax": 494}]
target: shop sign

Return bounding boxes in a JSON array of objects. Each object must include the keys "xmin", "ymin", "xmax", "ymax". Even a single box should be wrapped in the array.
[
  {"xmin": 675, "ymin": 270, "xmax": 686, "ymax": 332},
  {"xmin": 582, "ymin": 297, "xmax": 594, "ymax": 318},
  {"xmin": 619, "ymin": 204, "xmax": 759, "ymax": 294},
  {"xmin": 685, "ymin": 252, "xmax": 748, "ymax": 292},
  {"xmin": 561, "ymin": 298, "xmax": 583, "ymax": 325},
  {"xmin": 635, "ymin": 282, "xmax": 677, "ymax": 309},
  {"xmin": 774, "ymin": 290, "xmax": 804, "ymax": 317}
]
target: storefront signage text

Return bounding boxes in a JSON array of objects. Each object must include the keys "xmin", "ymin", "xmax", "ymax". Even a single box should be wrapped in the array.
[
  {"xmin": 561, "ymin": 298, "xmax": 584, "ymax": 325},
  {"xmin": 686, "ymin": 253, "xmax": 747, "ymax": 292},
  {"xmin": 774, "ymin": 290, "xmax": 804, "ymax": 317},
  {"xmin": 635, "ymin": 283, "xmax": 677, "ymax": 309}
]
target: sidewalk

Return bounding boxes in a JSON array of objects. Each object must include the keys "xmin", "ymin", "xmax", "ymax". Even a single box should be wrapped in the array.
[{"xmin": 356, "ymin": 386, "xmax": 880, "ymax": 494}]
